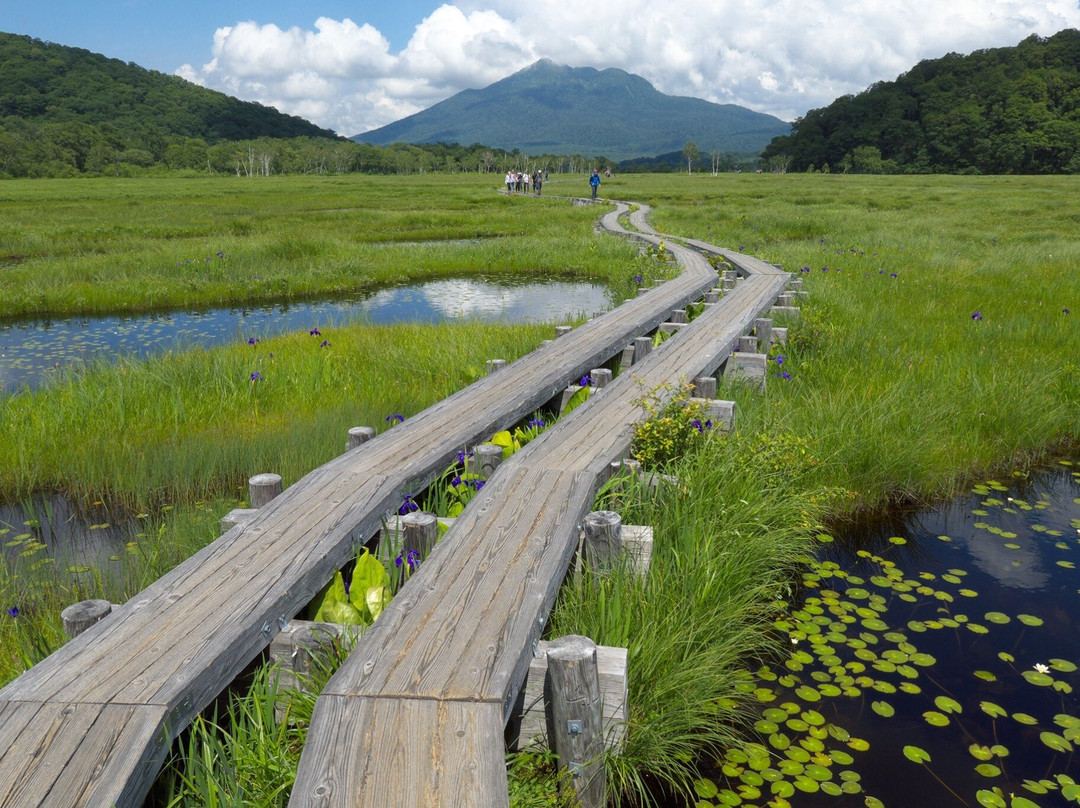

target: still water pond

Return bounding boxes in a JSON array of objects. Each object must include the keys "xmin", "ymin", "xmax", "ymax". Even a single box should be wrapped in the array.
[
  {"xmin": 698, "ymin": 461, "xmax": 1080, "ymax": 808},
  {"xmin": 0, "ymin": 277, "xmax": 610, "ymax": 393}
]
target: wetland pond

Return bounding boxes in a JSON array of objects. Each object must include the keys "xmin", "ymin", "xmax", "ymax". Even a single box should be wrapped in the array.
[
  {"xmin": 693, "ymin": 460, "xmax": 1080, "ymax": 808},
  {"xmin": 0, "ymin": 277, "xmax": 611, "ymax": 394}
]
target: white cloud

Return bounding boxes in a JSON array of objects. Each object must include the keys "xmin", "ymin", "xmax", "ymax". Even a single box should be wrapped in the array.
[{"xmin": 177, "ymin": 1, "xmax": 1080, "ymax": 136}]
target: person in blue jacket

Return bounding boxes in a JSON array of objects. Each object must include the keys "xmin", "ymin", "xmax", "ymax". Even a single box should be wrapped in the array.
[{"xmin": 589, "ymin": 169, "xmax": 601, "ymax": 199}]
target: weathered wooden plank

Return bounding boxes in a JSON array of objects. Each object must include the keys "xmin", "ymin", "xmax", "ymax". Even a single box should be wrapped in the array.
[
  {"xmin": 288, "ymin": 697, "xmax": 507, "ymax": 808},
  {"xmin": 0, "ymin": 702, "xmax": 166, "ymax": 808}
]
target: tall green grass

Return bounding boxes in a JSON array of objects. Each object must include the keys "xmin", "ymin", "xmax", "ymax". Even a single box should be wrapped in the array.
[
  {"xmin": 0, "ymin": 319, "xmax": 557, "ymax": 507},
  {"xmin": 546, "ymin": 404, "xmax": 825, "ymax": 805},
  {"xmin": 612, "ymin": 172, "xmax": 1080, "ymax": 507}
]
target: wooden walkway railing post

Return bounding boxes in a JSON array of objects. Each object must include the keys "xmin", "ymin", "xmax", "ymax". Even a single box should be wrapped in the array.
[
  {"xmin": 548, "ymin": 635, "xmax": 607, "ymax": 808},
  {"xmin": 346, "ymin": 426, "xmax": 375, "ymax": 450},
  {"xmin": 248, "ymin": 472, "xmax": 283, "ymax": 507}
]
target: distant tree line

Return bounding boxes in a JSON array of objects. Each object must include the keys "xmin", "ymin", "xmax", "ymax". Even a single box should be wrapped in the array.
[
  {"xmin": 0, "ymin": 119, "xmax": 624, "ymax": 178},
  {"xmin": 761, "ymin": 29, "xmax": 1080, "ymax": 175}
]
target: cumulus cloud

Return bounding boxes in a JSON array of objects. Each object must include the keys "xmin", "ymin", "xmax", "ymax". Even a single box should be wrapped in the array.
[{"xmin": 177, "ymin": 1, "xmax": 1080, "ymax": 136}]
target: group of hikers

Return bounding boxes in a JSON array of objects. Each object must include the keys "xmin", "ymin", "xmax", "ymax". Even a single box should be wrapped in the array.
[
  {"xmin": 504, "ymin": 169, "xmax": 546, "ymax": 195},
  {"xmin": 503, "ymin": 168, "xmax": 605, "ymax": 199}
]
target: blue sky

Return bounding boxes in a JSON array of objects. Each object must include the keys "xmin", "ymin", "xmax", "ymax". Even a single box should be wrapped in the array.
[
  {"xmin": 4, "ymin": 2, "xmax": 439, "ymax": 70},
  {"xmin": 4, "ymin": 1, "xmax": 1080, "ymax": 136}
]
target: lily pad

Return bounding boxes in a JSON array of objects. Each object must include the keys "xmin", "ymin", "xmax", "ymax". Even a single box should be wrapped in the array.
[
  {"xmin": 903, "ymin": 745, "xmax": 931, "ymax": 764},
  {"xmin": 1040, "ymin": 731, "xmax": 1073, "ymax": 753}
]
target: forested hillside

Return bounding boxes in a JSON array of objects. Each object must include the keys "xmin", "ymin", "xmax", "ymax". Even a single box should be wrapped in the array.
[
  {"xmin": 0, "ymin": 32, "xmax": 344, "ymax": 177},
  {"xmin": 761, "ymin": 29, "xmax": 1080, "ymax": 174}
]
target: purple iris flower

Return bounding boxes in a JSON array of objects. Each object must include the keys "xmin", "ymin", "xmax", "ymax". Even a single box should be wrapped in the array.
[
  {"xmin": 972, "ymin": 311, "xmax": 983, "ymax": 321},
  {"xmin": 6, "ymin": 606, "xmax": 18, "ymax": 617},
  {"xmin": 399, "ymin": 494, "xmax": 419, "ymax": 515},
  {"xmin": 248, "ymin": 337, "xmax": 259, "ymax": 345},
  {"xmin": 386, "ymin": 414, "xmax": 405, "ymax": 424},
  {"xmin": 309, "ymin": 327, "xmax": 321, "ymax": 337},
  {"xmin": 579, "ymin": 374, "xmax": 591, "ymax": 387},
  {"xmin": 250, "ymin": 372, "xmax": 262, "ymax": 383},
  {"xmin": 775, "ymin": 371, "xmax": 792, "ymax": 380}
]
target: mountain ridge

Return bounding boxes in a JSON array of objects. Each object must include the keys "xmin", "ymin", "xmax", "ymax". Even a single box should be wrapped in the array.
[{"xmin": 355, "ymin": 60, "xmax": 789, "ymax": 161}]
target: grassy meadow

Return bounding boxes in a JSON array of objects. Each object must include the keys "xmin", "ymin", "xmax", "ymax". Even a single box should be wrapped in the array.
[
  {"xmin": 3, "ymin": 171, "xmax": 1080, "ymax": 806},
  {"xmin": 0, "ymin": 173, "xmax": 638, "ymax": 317}
]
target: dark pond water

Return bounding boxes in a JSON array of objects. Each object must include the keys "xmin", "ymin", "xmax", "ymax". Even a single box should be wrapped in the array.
[
  {"xmin": 0, "ymin": 278, "xmax": 611, "ymax": 394},
  {"xmin": 0, "ymin": 497, "xmax": 136, "ymax": 572},
  {"xmin": 697, "ymin": 461, "xmax": 1080, "ymax": 808}
]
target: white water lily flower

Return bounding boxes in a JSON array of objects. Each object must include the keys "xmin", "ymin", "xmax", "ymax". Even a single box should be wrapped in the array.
[{"xmin": 1034, "ymin": 663, "xmax": 1050, "ymax": 674}]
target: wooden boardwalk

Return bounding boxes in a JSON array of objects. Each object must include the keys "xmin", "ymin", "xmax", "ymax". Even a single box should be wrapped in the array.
[
  {"xmin": 0, "ymin": 199, "xmax": 755, "ymax": 808},
  {"xmin": 288, "ymin": 214, "xmax": 789, "ymax": 806}
]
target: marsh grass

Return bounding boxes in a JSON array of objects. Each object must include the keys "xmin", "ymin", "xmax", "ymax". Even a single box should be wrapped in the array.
[
  {"xmin": 614, "ymin": 172, "xmax": 1080, "ymax": 507},
  {"xmin": 544, "ymin": 415, "xmax": 823, "ymax": 805},
  {"xmin": 0, "ymin": 174, "xmax": 639, "ymax": 317},
  {"xmin": 0, "ymin": 319, "xmax": 554, "ymax": 506}
]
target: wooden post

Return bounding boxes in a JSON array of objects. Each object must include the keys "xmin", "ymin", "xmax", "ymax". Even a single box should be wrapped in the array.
[
  {"xmin": 777, "ymin": 293, "xmax": 794, "ymax": 307},
  {"xmin": 693, "ymin": 375, "xmax": 717, "ymax": 400},
  {"xmin": 476, "ymin": 443, "xmax": 503, "ymax": 478},
  {"xmin": 619, "ymin": 344, "xmax": 635, "ymax": 368},
  {"xmin": 704, "ymin": 289, "xmax": 720, "ymax": 304},
  {"xmin": 555, "ymin": 325, "xmax": 573, "ymax": 338},
  {"xmin": 589, "ymin": 368, "xmax": 613, "ymax": 389},
  {"xmin": 61, "ymin": 599, "xmax": 112, "ymax": 638},
  {"xmin": 669, "ymin": 308, "xmax": 688, "ymax": 324},
  {"xmin": 632, "ymin": 336, "xmax": 652, "ymax": 364},
  {"xmin": 772, "ymin": 327, "xmax": 789, "ymax": 346},
  {"xmin": 636, "ymin": 287, "xmax": 649, "ymax": 296},
  {"xmin": 402, "ymin": 511, "xmax": 438, "ymax": 562},
  {"xmin": 249, "ymin": 473, "xmax": 282, "ymax": 508},
  {"xmin": 486, "ymin": 359, "xmax": 506, "ymax": 374},
  {"xmin": 548, "ymin": 636, "xmax": 606, "ymax": 808},
  {"xmin": 583, "ymin": 510, "xmax": 621, "ymax": 571},
  {"xmin": 738, "ymin": 335, "xmax": 758, "ymax": 353},
  {"xmin": 346, "ymin": 426, "xmax": 375, "ymax": 451},
  {"xmin": 722, "ymin": 277, "xmax": 737, "ymax": 291},
  {"xmin": 754, "ymin": 318, "xmax": 772, "ymax": 349},
  {"xmin": 514, "ymin": 642, "xmax": 628, "ymax": 753}
]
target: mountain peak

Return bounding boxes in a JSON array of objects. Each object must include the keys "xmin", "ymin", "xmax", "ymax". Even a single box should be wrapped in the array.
[{"xmin": 356, "ymin": 62, "xmax": 787, "ymax": 160}]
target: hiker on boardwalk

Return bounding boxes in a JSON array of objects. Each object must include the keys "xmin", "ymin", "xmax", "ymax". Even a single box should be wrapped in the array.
[
  {"xmin": 533, "ymin": 169, "xmax": 543, "ymax": 196},
  {"xmin": 589, "ymin": 169, "xmax": 601, "ymax": 200},
  {"xmin": 505, "ymin": 170, "xmax": 514, "ymax": 193}
]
